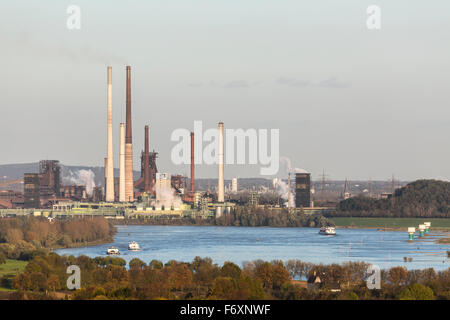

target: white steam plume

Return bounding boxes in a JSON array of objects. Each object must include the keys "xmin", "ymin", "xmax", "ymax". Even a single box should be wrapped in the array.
[
  {"xmin": 155, "ymin": 184, "xmax": 182, "ymax": 209},
  {"xmin": 280, "ymin": 156, "xmax": 308, "ymax": 174},
  {"xmin": 67, "ymin": 169, "xmax": 96, "ymax": 195},
  {"xmin": 276, "ymin": 179, "xmax": 294, "ymax": 208}
]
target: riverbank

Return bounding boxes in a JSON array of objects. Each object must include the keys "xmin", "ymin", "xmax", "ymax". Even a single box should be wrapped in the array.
[
  {"xmin": 114, "ymin": 212, "xmax": 329, "ymax": 228},
  {"xmin": 328, "ymin": 217, "xmax": 450, "ymax": 230},
  {"xmin": 49, "ymin": 236, "xmax": 115, "ymax": 250},
  {"xmin": 113, "ymin": 216, "xmax": 450, "ymax": 232}
]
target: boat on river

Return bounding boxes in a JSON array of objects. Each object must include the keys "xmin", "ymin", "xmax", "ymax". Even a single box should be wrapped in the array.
[
  {"xmin": 106, "ymin": 247, "xmax": 120, "ymax": 255},
  {"xmin": 128, "ymin": 241, "xmax": 141, "ymax": 251},
  {"xmin": 319, "ymin": 227, "xmax": 336, "ymax": 236}
]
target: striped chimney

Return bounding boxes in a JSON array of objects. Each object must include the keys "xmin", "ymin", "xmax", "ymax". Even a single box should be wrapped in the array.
[
  {"xmin": 119, "ymin": 123, "xmax": 125, "ymax": 202},
  {"xmin": 125, "ymin": 66, "xmax": 134, "ymax": 201}
]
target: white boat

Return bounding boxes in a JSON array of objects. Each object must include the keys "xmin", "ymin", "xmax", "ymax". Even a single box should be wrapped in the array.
[
  {"xmin": 319, "ymin": 226, "xmax": 336, "ymax": 235},
  {"xmin": 128, "ymin": 241, "xmax": 141, "ymax": 251},
  {"xmin": 106, "ymin": 246, "xmax": 120, "ymax": 255}
]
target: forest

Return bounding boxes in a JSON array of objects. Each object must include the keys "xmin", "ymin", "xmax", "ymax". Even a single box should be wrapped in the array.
[
  {"xmin": 117, "ymin": 207, "xmax": 330, "ymax": 228},
  {"xmin": 4, "ymin": 253, "xmax": 449, "ymax": 300},
  {"xmin": 334, "ymin": 180, "xmax": 450, "ymax": 218},
  {"xmin": 0, "ymin": 217, "xmax": 116, "ymax": 261}
]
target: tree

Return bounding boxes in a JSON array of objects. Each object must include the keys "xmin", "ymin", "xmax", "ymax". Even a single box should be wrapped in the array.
[
  {"xmin": 399, "ymin": 284, "xmax": 434, "ymax": 300},
  {"xmin": 149, "ymin": 260, "xmax": 163, "ymax": 270},
  {"xmin": 211, "ymin": 277, "xmax": 236, "ymax": 299},
  {"xmin": 236, "ymin": 275, "xmax": 266, "ymax": 300},
  {"xmin": 129, "ymin": 258, "xmax": 146, "ymax": 270},
  {"xmin": 389, "ymin": 267, "xmax": 408, "ymax": 286},
  {"xmin": 5, "ymin": 229, "xmax": 23, "ymax": 244},
  {"xmin": 47, "ymin": 274, "xmax": 61, "ymax": 291},
  {"xmin": 271, "ymin": 262, "xmax": 291, "ymax": 291},
  {"xmin": 0, "ymin": 251, "xmax": 6, "ymax": 264},
  {"xmin": 29, "ymin": 272, "xmax": 48, "ymax": 292},
  {"xmin": 220, "ymin": 262, "xmax": 241, "ymax": 280},
  {"xmin": 254, "ymin": 262, "xmax": 273, "ymax": 289}
]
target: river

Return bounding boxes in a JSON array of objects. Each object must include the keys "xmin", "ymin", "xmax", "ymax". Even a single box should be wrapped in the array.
[{"xmin": 55, "ymin": 225, "xmax": 449, "ymax": 271}]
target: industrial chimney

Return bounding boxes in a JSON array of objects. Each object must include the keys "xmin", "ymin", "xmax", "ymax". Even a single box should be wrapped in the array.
[
  {"xmin": 119, "ymin": 123, "xmax": 125, "ymax": 202},
  {"xmin": 218, "ymin": 122, "xmax": 224, "ymax": 202},
  {"xmin": 287, "ymin": 172, "xmax": 292, "ymax": 208},
  {"xmin": 190, "ymin": 132, "xmax": 195, "ymax": 193},
  {"xmin": 125, "ymin": 66, "xmax": 134, "ymax": 202},
  {"xmin": 144, "ymin": 125, "xmax": 150, "ymax": 193},
  {"xmin": 105, "ymin": 66, "xmax": 115, "ymax": 202},
  {"xmin": 104, "ymin": 157, "xmax": 108, "ymax": 200}
]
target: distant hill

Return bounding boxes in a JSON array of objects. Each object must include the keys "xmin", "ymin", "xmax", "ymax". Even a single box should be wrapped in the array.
[
  {"xmin": 0, "ymin": 163, "xmax": 274, "ymax": 191},
  {"xmin": 335, "ymin": 180, "xmax": 450, "ymax": 218},
  {"xmin": 0, "ymin": 162, "xmax": 140, "ymax": 191}
]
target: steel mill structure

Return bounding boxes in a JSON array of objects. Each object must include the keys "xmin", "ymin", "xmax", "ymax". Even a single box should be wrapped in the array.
[
  {"xmin": 6, "ymin": 66, "xmax": 245, "ymax": 219},
  {"xmin": 135, "ymin": 125, "xmax": 158, "ymax": 195},
  {"xmin": 295, "ymin": 172, "xmax": 311, "ymax": 208}
]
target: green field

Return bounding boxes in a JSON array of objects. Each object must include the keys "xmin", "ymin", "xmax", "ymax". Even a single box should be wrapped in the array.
[
  {"xmin": 0, "ymin": 259, "xmax": 27, "ymax": 291},
  {"xmin": 329, "ymin": 217, "xmax": 450, "ymax": 229}
]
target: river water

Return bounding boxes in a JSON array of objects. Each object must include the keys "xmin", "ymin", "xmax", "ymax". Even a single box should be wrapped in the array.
[{"xmin": 55, "ymin": 225, "xmax": 450, "ymax": 271}]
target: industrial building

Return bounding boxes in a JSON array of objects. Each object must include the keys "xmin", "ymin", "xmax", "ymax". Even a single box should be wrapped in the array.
[
  {"xmin": 232, "ymin": 178, "xmax": 238, "ymax": 193},
  {"xmin": 39, "ymin": 160, "xmax": 61, "ymax": 198},
  {"xmin": 7, "ymin": 67, "xmax": 233, "ymax": 220},
  {"xmin": 61, "ymin": 185, "xmax": 86, "ymax": 200},
  {"xmin": 0, "ymin": 190, "xmax": 23, "ymax": 209},
  {"xmin": 24, "ymin": 173, "xmax": 40, "ymax": 208},
  {"xmin": 295, "ymin": 172, "xmax": 311, "ymax": 208},
  {"xmin": 135, "ymin": 126, "xmax": 158, "ymax": 195}
]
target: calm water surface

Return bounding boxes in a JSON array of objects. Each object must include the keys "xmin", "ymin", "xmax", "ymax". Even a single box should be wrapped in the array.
[{"xmin": 55, "ymin": 226, "xmax": 449, "ymax": 270}]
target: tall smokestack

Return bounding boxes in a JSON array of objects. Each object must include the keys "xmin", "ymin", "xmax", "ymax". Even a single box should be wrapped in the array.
[
  {"xmin": 288, "ymin": 172, "xmax": 292, "ymax": 208},
  {"xmin": 218, "ymin": 122, "xmax": 224, "ymax": 202},
  {"xmin": 144, "ymin": 125, "xmax": 150, "ymax": 192},
  {"xmin": 104, "ymin": 157, "xmax": 108, "ymax": 200},
  {"xmin": 125, "ymin": 66, "xmax": 134, "ymax": 202},
  {"xmin": 119, "ymin": 123, "xmax": 125, "ymax": 202},
  {"xmin": 105, "ymin": 66, "xmax": 115, "ymax": 202},
  {"xmin": 190, "ymin": 132, "xmax": 195, "ymax": 193}
]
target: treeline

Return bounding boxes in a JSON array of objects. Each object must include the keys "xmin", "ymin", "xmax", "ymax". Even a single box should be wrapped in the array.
[
  {"xmin": 0, "ymin": 217, "xmax": 116, "ymax": 260},
  {"xmin": 215, "ymin": 207, "xmax": 329, "ymax": 228},
  {"xmin": 7, "ymin": 254, "xmax": 450, "ymax": 300},
  {"xmin": 334, "ymin": 180, "xmax": 450, "ymax": 218},
  {"xmin": 118, "ymin": 207, "xmax": 330, "ymax": 228}
]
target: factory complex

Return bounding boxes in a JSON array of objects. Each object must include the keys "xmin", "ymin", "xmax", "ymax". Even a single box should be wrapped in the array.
[{"xmin": 0, "ymin": 66, "xmax": 320, "ymax": 220}]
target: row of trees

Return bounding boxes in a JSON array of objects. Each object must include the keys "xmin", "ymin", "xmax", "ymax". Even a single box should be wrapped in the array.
[
  {"xmin": 119, "ymin": 207, "xmax": 330, "ymax": 228},
  {"xmin": 8, "ymin": 253, "xmax": 450, "ymax": 300},
  {"xmin": 334, "ymin": 180, "xmax": 450, "ymax": 218},
  {"xmin": 0, "ymin": 217, "xmax": 116, "ymax": 260},
  {"xmin": 215, "ymin": 207, "xmax": 329, "ymax": 227}
]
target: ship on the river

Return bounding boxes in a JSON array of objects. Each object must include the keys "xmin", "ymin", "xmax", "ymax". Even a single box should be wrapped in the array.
[
  {"xmin": 106, "ymin": 247, "xmax": 120, "ymax": 255},
  {"xmin": 128, "ymin": 241, "xmax": 141, "ymax": 251},
  {"xmin": 319, "ymin": 226, "xmax": 336, "ymax": 236}
]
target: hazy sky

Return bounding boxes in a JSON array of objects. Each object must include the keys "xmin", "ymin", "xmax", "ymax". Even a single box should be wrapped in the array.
[{"xmin": 1, "ymin": 1, "xmax": 449, "ymax": 181}]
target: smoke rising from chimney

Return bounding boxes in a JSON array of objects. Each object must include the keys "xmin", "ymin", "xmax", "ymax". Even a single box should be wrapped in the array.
[{"xmin": 66, "ymin": 169, "xmax": 96, "ymax": 195}]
